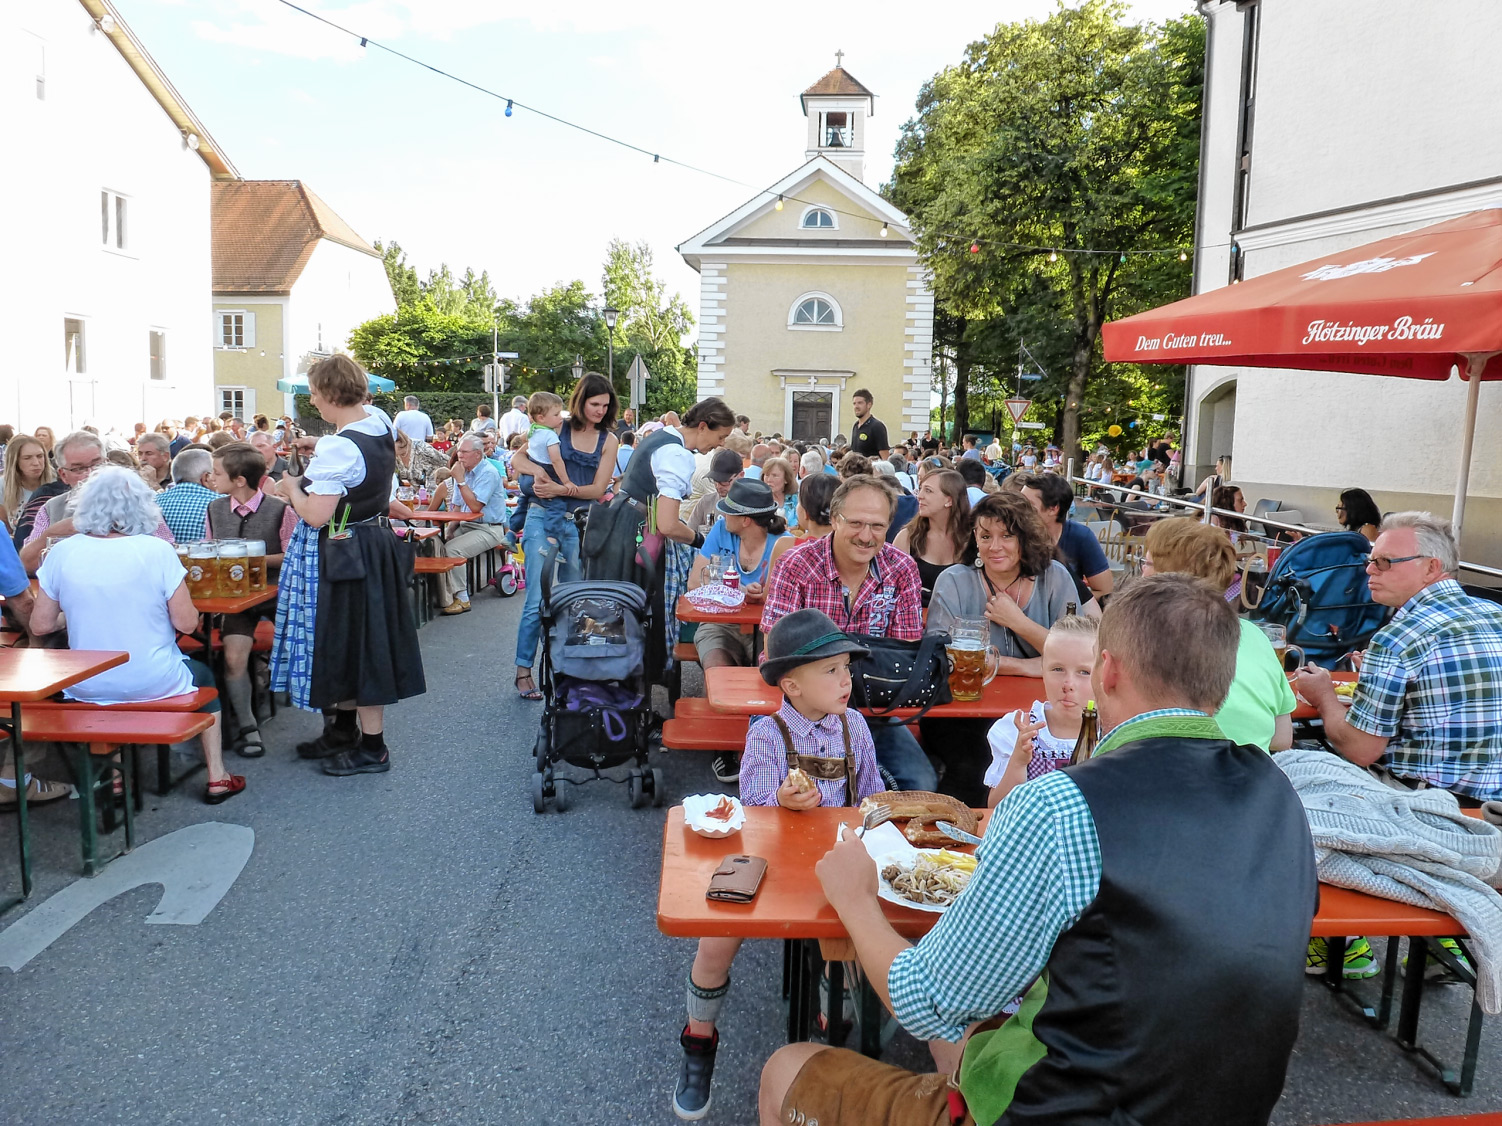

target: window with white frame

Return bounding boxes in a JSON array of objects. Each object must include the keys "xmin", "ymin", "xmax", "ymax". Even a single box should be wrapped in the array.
[
  {"xmin": 100, "ymin": 189, "xmax": 128, "ymax": 250},
  {"xmin": 63, "ymin": 318, "xmax": 86, "ymax": 373},
  {"xmin": 801, "ymin": 207, "xmax": 836, "ymax": 229},
  {"xmin": 149, "ymin": 329, "xmax": 167, "ymax": 380},
  {"xmin": 789, "ymin": 293, "xmax": 842, "ymax": 331},
  {"xmin": 217, "ymin": 387, "xmax": 254, "ymax": 421},
  {"xmin": 217, "ymin": 310, "xmax": 254, "ymax": 349}
]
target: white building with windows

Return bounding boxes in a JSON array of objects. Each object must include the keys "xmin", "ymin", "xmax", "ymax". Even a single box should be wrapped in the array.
[
  {"xmin": 1187, "ymin": 0, "xmax": 1502, "ymax": 563},
  {"xmin": 211, "ymin": 180, "xmax": 393, "ymax": 422},
  {"xmin": 2, "ymin": 0, "xmax": 237, "ymax": 433},
  {"xmin": 678, "ymin": 63, "xmax": 932, "ymax": 444}
]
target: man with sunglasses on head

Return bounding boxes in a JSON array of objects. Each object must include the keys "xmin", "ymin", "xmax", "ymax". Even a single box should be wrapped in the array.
[{"xmin": 1295, "ymin": 511, "xmax": 1502, "ymax": 805}]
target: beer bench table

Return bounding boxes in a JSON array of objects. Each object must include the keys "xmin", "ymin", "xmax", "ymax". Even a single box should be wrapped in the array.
[
  {"xmin": 703, "ymin": 665, "xmax": 1039, "ymax": 720},
  {"xmin": 0, "ymin": 648, "xmax": 128, "ymax": 906},
  {"xmin": 407, "ymin": 509, "xmax": 482, "ymax": 541},
  {"xmin": 659, "ymin": 806, "xmax": 1485, "ymax": 1094},
  {"xmin": 674, "ymin": 596, "xmax": 763, "ymax": 629},
  {"xmin": 1291, "ymin": 670, "xmax": 1358, "ymax": 723}
]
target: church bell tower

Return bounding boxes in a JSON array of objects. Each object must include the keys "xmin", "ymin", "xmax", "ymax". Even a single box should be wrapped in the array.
[{"xmin": 801, "ymin": 52, "xmax": 876, "ymax": 183}]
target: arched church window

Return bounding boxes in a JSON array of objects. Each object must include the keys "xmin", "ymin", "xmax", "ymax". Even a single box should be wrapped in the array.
[
  {"xmin": 789, "ymin": 293, "xmax": 842, "ymax": 330},
  {"xmin": 801, "ymin": 208, "xmax": 836, "ymax": 229}
]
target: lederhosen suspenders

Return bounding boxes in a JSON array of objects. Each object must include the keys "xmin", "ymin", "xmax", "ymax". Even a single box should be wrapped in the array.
[{"xmin": 769, "ymin": 713, "xmax": 858, "ymax": 807}]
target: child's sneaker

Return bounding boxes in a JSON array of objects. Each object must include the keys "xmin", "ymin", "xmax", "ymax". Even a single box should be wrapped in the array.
[
  {"xmin": 1306, "ymin": 936, "xmax": 1379, "ymax": 979},
  {"xmin": 673, "ymin": 1027, "xmax": 718, "ymax": 1121},
  {"xmin": 1402, "ymin": 936, "xmax": 1472, "ymax": 983}
]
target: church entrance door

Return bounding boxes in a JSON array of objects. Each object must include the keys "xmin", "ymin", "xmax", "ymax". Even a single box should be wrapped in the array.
[{"xmin": 791, "ymin": 391, "xmax": 832, "ymax": 443}]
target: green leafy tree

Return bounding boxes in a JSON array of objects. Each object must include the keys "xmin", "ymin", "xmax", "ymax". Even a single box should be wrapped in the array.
[
  {"xmin": 347, "ymin": 303, "xmax": 492, "ymax": 391},
  {"xmin": 890, "ymin": 0, "xmax": 1202, "ymax": 465},
  {"xmin": 374, "ymin": 239, "xmax": 422, "ymax": 308},
  {"xmin": 601, "ymin": 239, "xmax": 697, "ymax": 417}
]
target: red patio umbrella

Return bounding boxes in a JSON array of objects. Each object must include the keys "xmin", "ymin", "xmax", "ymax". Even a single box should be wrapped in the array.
[{"xmin": 1102, "ymin": 208, "xmax": 1502, "ymax": 540}]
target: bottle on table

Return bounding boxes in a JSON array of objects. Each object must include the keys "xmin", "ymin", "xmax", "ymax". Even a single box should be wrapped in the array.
[
  {"xmin": 1065, "ymin": 601, "xmax": 1077, "ymax": 617},
  {"xmin": 723, "ymin": 563, "xmax": 740, "ymax": 591},
  {"xmin": 1070, "ymin": 700, "xmax": 1099, "ymax": 766}
]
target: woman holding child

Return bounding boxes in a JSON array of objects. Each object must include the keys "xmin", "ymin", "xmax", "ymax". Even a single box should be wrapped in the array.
[
  {"xmin": 672, "ymin": 610, "xmax": 881, "ymax": 1121},
  {"xmin": 509, "ymin": 372, "xmax": 620, "ymax": 700},
  {"xmin": 923, "ymin": 491, "xmax": 1076, "ymax": 805}
]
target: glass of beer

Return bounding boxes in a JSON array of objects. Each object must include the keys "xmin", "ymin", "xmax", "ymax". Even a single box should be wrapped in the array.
[
  {"xmin": 245, "ymin": 539, "xmax": 267, "ymax": 592},
  {"xmin": 187, "ymin": 542, "xmax": 217, "ymax": 600},
  {"xmin": 1259, "ymin": 622, "xmax": 1305, "ymax": 670},
  {"xmin": 946, "ymin": 618, "xmax": 1002, "ymax": 702},
  {"xmin": 218, "ymin": 540, "xmax": 249, "ymax": 598}
]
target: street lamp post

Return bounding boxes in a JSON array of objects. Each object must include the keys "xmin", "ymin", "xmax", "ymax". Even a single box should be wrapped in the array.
[
  {"xmin": 603, "ymin": 306, "xmax": 619, "ymax": 390},
  {"xmin": 572, "ymin": 354, "xmax": 584, "ymax": 383}
]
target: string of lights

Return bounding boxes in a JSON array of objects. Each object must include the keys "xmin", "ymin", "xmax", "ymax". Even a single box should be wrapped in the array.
[{"xmin": 269, "ymin": 0, "xmax": 1200, "ymax": 262}]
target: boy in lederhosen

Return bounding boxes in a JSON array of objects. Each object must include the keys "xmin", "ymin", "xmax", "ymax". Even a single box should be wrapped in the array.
[{"xmin": 672, "ymin": 609, "xmax": 882, "ymax": 1121}]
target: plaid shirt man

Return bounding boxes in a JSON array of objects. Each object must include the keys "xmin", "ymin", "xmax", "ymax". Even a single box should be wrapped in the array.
[
  {"xmin": 156, "ymin": 481, "xmax": 220, "ymax": 546},
  {"xmin": 1346, "ymin": 578, "xmax": 1502, "ymax": 800},
  {"xmin": 759, "ymin": 534, "xmax": 923, "ymax": 641}
]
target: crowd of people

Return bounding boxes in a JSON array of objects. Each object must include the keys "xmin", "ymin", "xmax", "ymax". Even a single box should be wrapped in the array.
[{"xmin": 4, "ymin": 370, "xmax": 1501, "ymax": 1125}]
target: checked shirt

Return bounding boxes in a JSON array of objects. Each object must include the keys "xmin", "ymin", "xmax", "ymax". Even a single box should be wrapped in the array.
[
  {"xmin": 758, "ymin": 535, "xmax": 923, "ymax": 641},
  {"xmin": 1346, "ymin": 578, "xmax": 1502, "ymax": 800},
  {"xmin": 887, "ymin": 709, "xmax": 1207, "ymax": 1043}
]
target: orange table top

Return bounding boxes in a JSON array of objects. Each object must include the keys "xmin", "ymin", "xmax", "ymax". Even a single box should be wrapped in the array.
[
  {"xmin": 1290, "ymin": 670, "xmax": 1358, "ymax": 722},
  {"xmin": 704, "ymin": 665, "xmax": 1040, "ymax": 720},
  {"xmin": 410, "ymin": 510, "xmax": 482, "ymax": 523},
  {"xmin": 657, "ymin": 806, "xmax": 1467, "ymax": 942},
  {"xmin": 0, "ymin": 649, "xmax": 129, "ymax": 702},
  {"xmin": 676, "ymin": 594, "xmax": 764, "ymax": 627},
  {"xmin": 193, "ymin": 585, "xmax": 279, "ymax": 616}
]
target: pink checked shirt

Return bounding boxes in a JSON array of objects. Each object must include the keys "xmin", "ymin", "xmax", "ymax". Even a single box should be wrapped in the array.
[{"xmin": 758, "ymin": 534, "xmax": 923, "ymax": 643}]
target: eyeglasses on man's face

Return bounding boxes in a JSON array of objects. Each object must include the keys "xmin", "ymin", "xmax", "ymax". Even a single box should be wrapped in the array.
[
  {"xmin": 837, "ymin": 516, "xmax": 889, "ymax": 537},
  {"xmin": 1364, "ymin": 553, "xmax": 1428, "ymax": 572},
  {"xmin": 61, "ymin": 457, "xmax": 104, "ymax": 476}
]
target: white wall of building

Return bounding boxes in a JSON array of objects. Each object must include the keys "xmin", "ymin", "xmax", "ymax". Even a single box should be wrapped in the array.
[
  {"xmin": 1187, "ymin": 0, "xmax": 1502, "ymax": 563},
  {"xmin": 1, "ymin": 2, "xmax": 215, "ymax": 434},
  {"xmin": 284, "ymin": 238, "xmax": 396, "ymax": 415}
]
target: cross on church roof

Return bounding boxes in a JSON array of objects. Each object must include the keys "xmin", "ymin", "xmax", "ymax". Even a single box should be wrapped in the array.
[{"xmin": 835, "ymin": 49, "xmax": 844, "ymax": 67}]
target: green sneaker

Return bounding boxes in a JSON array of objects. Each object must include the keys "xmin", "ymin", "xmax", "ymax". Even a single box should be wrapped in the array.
[
  {"xmin": 1402, "ymin": 937, "xmax": 1473, "ymax": 983},
  {"xmin": 1307, "ymin": 937, "xmax": 1380, "ymax": 979}
]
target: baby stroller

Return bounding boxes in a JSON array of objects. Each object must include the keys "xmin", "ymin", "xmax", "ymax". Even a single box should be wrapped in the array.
[
  {"xmin": 530, "ymin": 577, "xmax": 664, "ymax": 812},
  {"xmin": 1247, "ymin": 530, "xmax": 1390, "ymax": 668}
]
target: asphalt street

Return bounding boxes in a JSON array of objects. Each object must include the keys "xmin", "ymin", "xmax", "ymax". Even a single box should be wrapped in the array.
[{"xmin": 1, "ymin": 586, "xmax": 1499, "ymax": 1124}]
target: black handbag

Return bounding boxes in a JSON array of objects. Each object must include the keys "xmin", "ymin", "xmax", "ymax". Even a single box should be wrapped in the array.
[{"xmin": 848, "ymin": 631, "xmax": 952, "ymax": 720}]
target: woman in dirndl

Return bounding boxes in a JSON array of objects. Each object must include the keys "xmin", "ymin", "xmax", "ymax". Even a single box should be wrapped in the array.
[
  {"xmin": 270, "ymin": 355, "xmax": 426, "ymax": 775},
  {"xmin": 582, "ymin": 397, "xmax": 735, "ymax": 680}
]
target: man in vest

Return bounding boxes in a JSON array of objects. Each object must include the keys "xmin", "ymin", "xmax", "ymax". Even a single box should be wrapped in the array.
[{"xmin": 761, "ymin": 573, "xmax": 1317, "ymax": 1126}]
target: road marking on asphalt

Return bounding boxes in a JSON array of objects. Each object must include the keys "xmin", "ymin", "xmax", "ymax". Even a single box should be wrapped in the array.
[{"xmin": 0, "ymin": 821, "xmax": 254, "ymax": 971}]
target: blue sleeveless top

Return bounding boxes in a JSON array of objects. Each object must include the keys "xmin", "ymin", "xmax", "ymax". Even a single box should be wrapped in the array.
[{"xmin": 559, "ymin": 425, "xmax": 608, "ymax": 512}]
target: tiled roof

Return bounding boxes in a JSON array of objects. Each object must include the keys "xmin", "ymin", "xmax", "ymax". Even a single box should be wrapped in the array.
[
  {"xmin": 211, "ymin": 180, "xmax": 378, "ymax": 294},
  {"xmin": 802, "ymin": 67, "xmax": 875, "ymax": 99}
]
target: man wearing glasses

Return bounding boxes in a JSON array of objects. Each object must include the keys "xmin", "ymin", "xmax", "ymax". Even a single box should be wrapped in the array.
[
  {"xmin": 1295, "ymin": 511, "xmax": 1502, "ymax": 804},
  {"xmin": 20, "ymin": 431, "xmax": 173, "ymax": 574},
  {"xmin": 759, "ymin": 474, "xmax": 934, "ymax": 790}
]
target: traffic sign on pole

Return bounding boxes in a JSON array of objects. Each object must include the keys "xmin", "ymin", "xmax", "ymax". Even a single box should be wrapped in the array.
[
  {"xmin": 626, "ymin": 354, "xmax": 651, "ymax": 410},
  {"xmin": 1004, "ymin": 398, "xmax": 1031, "ymax": 425}
]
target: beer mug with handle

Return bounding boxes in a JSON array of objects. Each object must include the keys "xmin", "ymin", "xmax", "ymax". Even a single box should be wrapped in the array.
[
  {"xmin": 1258, "ymin": 622, "xmax": 1304, "ymax": 671},
  {"xmin": 947, "ymin": 617, "xmax": 1002, "ymax": 702}
]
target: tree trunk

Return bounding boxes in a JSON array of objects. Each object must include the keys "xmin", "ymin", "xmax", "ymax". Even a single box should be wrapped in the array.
[
  {"xmin": 1061, "ymin": 340, "xmax": 1091, "ymax": 473},
  {"xmin": 953, "ymin": 357, "xmax": 971, "ymax": 438}
]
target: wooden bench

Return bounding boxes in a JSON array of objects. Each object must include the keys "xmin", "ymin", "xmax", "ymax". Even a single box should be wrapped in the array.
[
  {"xmin": 662, "ymin": 697, "xmax": 749, "ymax": 753},
  {"xmin": 29, "ymin": 688, "xmax": 219, "ymax": 798},
  {"xmin": 410, "ymin": 557, "xmax": 468, "ymax": 626},
  {"xmin": 9, "ymin": 710, "xmax": 214, "ymax": 876}
]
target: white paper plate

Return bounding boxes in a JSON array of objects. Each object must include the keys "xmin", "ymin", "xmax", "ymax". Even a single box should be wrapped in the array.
[
  {"xmin": 840, "ymin": 821, "xmax": 959, "ymax": 914},
  {"xmin": 683, "ymin": 793, "xmax": 745, "ymax": 837}
]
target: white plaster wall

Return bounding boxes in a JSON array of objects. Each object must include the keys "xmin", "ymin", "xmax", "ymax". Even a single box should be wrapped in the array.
[{"xmin": 1, "ymin": 2, "xmax": 215, "ymax": 433}]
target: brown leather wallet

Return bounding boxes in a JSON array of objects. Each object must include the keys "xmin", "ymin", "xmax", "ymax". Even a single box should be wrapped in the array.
[{"xmin": 706, "ymin": 855, "xmax": 767, "ymax": 903}]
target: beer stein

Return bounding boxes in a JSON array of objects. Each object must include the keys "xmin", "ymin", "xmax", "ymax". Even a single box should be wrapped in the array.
[{"xmin": 945, "ymin": 617, "xmax": 1002, "ymax": 702}]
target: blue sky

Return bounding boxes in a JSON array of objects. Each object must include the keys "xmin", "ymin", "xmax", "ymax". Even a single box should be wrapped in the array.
[{"xmin": 116, "ymin": 0, "xmax": 1196, "ymax": 329}]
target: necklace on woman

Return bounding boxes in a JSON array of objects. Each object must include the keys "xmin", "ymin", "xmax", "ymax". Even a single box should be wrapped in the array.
[{"xmin": 983, "ymin": 568, "xmax": 1029, "ymax": 607}]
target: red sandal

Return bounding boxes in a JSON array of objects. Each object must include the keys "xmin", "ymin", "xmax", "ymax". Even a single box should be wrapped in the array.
[{"xmin": 205, "ymin": 775, "xmax": 246, "ymax": 805}]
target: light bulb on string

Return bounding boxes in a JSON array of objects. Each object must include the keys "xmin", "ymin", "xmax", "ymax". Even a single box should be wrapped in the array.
[
  {"xmin": 969, "ymin": 242, "xmax": 980, "ymax": 254},
  {"xmin": 505, "ymin": 100, "xmax": 513, "ymax": 117},
  {"xmin": 775, "ymin": 195, "xmax": 784, "ymax": 211},
  {"xmin": 1179, "ymin": 251, "xmax": 1188, "ymax": 261},
  {"xmin": 879, "ymin": 223, "xmax": 888, "ymax": 238},
  {"xmin": 1049, "ymin": 251, "xmax": 1057, "ymax": 263}
]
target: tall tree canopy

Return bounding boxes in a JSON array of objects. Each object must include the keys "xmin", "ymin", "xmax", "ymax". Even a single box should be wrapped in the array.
[
  {"xmin": 890, "ymin": 0, "xmax": 1202, "ymax": 464},
  {"xmin": 602, "ymin": 238, "xmax": 697, "ymax": 417}
]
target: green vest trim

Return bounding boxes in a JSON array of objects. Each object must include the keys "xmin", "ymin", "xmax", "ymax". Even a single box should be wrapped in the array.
[{"xmin": 1093, "ymin": 713, "xmax": 1225, "ymax": 758}]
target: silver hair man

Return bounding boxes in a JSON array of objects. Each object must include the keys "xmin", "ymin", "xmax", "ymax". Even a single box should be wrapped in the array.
[
  {"xmin": 1379, "ymin": 511, "xmax": 1460, "ymax": 575},
  {"xmin": 171, "ymin": 447, "xmax": 213, "ymax": 484}
]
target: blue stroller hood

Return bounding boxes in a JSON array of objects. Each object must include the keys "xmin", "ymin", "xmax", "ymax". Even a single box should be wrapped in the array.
[
  {"xmin": 546, "ymin": 580, "xmax": 648, "ymax": 683},
  {"xmin": 1254, "ymin": 531, "xmax": 1389, "ymax": 667}
]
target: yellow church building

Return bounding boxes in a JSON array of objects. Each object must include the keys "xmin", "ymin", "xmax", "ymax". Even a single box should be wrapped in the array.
[{"xmin": 678, "ymin": 63, "xmax": 933, "ymax": 445}]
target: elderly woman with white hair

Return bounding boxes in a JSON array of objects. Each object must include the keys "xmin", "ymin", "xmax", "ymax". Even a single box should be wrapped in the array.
[{"xmin": 30, "ymin": 467, "xmax": 242, "ymax": 804}]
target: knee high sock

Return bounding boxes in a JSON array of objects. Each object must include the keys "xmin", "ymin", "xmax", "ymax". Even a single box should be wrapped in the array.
[
  {"xmin": 224, "ymin": 673, "xmax": 257, "ymax": 734},
  {"xmin": 685, "ymin": 973, "xmax": 730, "ymax": 1026}
]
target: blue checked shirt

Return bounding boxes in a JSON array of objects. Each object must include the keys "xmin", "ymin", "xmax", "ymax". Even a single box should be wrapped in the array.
[
  {"xmin": 1346, "ymin": 579, "xmax": 1502, "ymax": 800},
  {"xmin": 740, "ymin": 700, "xmax": 882, "ymax": 808},
  {"xmin": 888, "ymin": 709, "xmax": 1207, "ymax": 1042},
  {"xmin": 155, "ymin": 481, "xmax": 218, "ymax": 545}
]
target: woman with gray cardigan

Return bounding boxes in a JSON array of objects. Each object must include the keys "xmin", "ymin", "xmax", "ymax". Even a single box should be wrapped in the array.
[{"xmin": 923, "ymin": 492, "xmax": 1076, "ymax": 804}]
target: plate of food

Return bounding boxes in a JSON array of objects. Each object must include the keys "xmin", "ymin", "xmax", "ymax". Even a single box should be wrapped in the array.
[
  {"xmin": 848, "ymin": 822, "xmax": 977, "ymax": 914},
  {"xmin": 684, "ymin": 794, "xmax": 745, "ymax": 837}
]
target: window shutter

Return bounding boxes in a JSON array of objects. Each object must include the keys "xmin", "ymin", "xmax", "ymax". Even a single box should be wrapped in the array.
[
  {"xmin": 242, "ymin": 388, "xmax": 256, "ymax": 417},
  {"xmin": 242, "ymin": 312, "xmax": 256, "ymax": 349}
]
